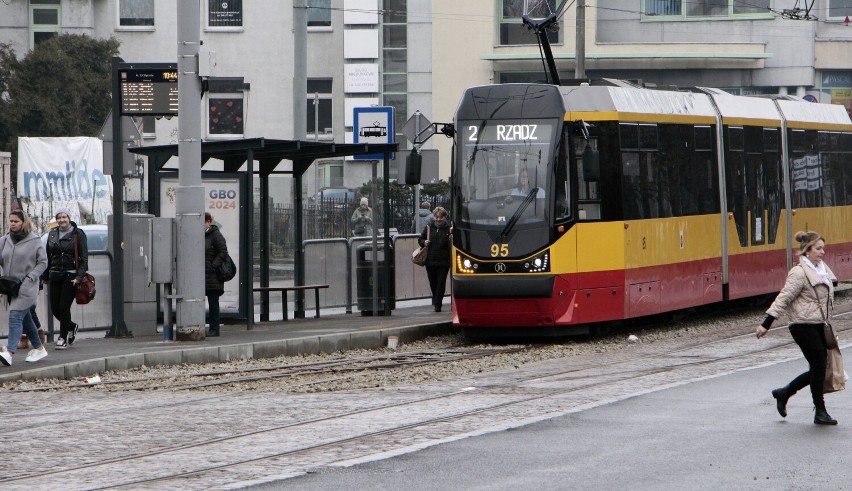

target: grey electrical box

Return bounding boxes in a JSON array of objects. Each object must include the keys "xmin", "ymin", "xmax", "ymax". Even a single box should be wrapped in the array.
[
  {"xmin": 150, "ymin": 217, "xmax": 175, "ymax": 283},
  {"xmin": 108, "ymin": 213, "xmax": 157, "ymax": 335}
]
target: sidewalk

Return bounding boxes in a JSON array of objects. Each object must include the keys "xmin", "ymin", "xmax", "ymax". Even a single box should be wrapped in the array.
[{"xmin": 0, "ymin": 301, "xmax": 453, "ymax": 383}]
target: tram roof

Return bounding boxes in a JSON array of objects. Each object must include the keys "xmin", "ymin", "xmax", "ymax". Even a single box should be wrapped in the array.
[
  {"xmin": 776, "ymin": 98, "xmax": 852, "ymax": 131},
  {"xmin": 560, "ymin": 83, "xmax": 852, "ymax": 131},
  {"xmin": 561, "ymin": 85, "xmax": 718, "ymax": 124}
]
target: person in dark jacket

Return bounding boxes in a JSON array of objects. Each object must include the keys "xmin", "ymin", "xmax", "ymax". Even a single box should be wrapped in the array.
[
  {"xmin": 43, "ymin": 208, "xmax": 87, "ymax": 349},
  {"xmin": 418, "ymin": 206, "xmax": 451, "ymax": 312},
  {"xmin": 205, "ymin": 212, "xmax": 229, "ymax": 337},
  {"xmin": 0, "ymin": 210, "xmax": 49, "ymax": 366}
]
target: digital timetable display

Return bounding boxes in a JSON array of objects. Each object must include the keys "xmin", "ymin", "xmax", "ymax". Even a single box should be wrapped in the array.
[{"xmin": 119, "ymin": 67, "xmax": 179, "ymax": 116}]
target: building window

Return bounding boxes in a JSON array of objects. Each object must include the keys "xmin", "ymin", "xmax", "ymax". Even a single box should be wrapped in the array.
[
  {"xmin": 208, "ymin": 94, "xmax": 245, "ymax": 137},
  {"xmin": 828, "ymin": 0, "xmax": 852, "ymax": 18},
  {"xmin": 308, "ymin": 0, "xmax": 332, "ymax": 27},
  {"xmin": 500, "ymin": 0, "xmax": 561, "ymax": 46},
  {"xmin": 383, "ymin": 0, "xmax": 407, "ymax": 139},
  {"xmin": 307, "ymin": 79, "xmax": 333, "ymax": 139},
  {"xmin": 205, "ymin": 78, "xmax": 248, "ymax": 138},
  {"xmin": 30, "ymin": 0, "xmax": 61, "ymax": 49},
  {"xmin": 644, "ymin": 0, "xmax": 772, "ymax": 18},
  {"xmin": 207, "ymin": 0, "xmax": 243, "ymax": 29},
  {"xmin": 118, "ymin": 0, "xmax": 155, "ymax": 28},
  {"xmin": 140, "ymin": 116, "xmax": 156, "ymax": 139}
]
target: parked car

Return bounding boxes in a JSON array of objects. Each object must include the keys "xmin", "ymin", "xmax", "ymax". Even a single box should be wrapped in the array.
[
  {"xmin": 41, "ymin": 224, "xmax": 109, "ymax": 251},
  {"xmin": 310, "ymin": 188, "xmax": 357, "ymax": 207}
]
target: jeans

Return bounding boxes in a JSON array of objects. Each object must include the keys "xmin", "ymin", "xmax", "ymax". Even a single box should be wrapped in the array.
[
  {"xmin": 7, "ymin": 309, "xmax": 42, "ymax": 354},
  {"xmin": 206, "ymin": 291, "xmax": 221, "ymax": 333}
]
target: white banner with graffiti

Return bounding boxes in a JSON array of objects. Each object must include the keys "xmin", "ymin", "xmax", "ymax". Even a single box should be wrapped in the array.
[{"xmin": 17, "ymin": 137, "xmax": 113, "ymax": 228}]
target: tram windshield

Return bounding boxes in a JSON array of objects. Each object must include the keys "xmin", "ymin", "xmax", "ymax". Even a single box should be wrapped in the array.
[{"xmin": 456, "ymin": 119, "xmax": 556, "ymax": 228}]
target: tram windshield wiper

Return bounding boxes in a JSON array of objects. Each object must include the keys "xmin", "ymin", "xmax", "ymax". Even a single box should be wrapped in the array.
[{"xmin": 499, "ymin": 188, "xmax": 539, "ymax": 240}]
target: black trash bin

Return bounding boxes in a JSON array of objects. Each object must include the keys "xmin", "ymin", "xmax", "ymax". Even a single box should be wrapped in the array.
[{"xmin": 356, "ymin": 242, "xmax": 395, "ymax": 316}]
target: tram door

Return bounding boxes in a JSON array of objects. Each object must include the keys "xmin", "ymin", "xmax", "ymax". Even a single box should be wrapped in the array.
[{"xmin": 725, "ymin": 126, "xmax": 785, "ymax": 299}]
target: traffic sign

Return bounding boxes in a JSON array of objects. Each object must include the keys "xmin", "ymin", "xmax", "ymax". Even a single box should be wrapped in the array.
[
  {"xmin": 402, "ymin": 111, "xmax": 435, "ymax": 144},
  {"xmin": 353, "ymin": 106, "xmax": 394, "ymax": 160}
]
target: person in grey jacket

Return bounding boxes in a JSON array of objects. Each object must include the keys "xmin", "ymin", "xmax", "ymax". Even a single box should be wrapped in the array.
[
  {"xmin": 0, "ymin": 210, "xmax": 49, "ymax": 366},
  {"xmin": 756, "ymin": 230, "xmax": 838, "ymax": 425},
  {"xmin": 414, "ymin": 201, "xmax": 434, "ymax": 234}
]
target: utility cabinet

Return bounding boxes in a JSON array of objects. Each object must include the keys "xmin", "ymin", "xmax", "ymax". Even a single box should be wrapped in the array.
[{"xmin": 109, "ymin": 213, "xmax": 157, "ymax": 335}]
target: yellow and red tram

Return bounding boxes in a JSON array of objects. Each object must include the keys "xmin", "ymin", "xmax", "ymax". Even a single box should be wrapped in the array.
[{"xmin": 450, "ymin": 80, "xmax": 852, "ymax": 335}]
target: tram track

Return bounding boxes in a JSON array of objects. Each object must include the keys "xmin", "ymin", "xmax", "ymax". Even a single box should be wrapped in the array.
[{"xmin": 6, "ymin": 315, "xmax": 840, "ymax": 490}]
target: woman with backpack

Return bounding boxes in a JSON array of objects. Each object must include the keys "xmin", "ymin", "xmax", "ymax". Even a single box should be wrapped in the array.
[{"xmin": 205, "ymin": 212, "xmax": 229, "ymax": 337}]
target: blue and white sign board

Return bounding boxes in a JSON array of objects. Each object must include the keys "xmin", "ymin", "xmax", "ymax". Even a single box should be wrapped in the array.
[{"xmin": 353, "ymin": 106, "xmax": 394, "ymax": 160}]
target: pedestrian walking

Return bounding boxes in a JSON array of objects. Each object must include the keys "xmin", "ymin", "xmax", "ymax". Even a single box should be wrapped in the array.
[
  {"xmin": 0, "ymin": 210, "xmax": 49, "ymax": 366},
  {"xmin": 205, "ymin": 212, "xmax": 228, "ymax": 337},
  {"xmin": 418, "ymin": 206, "xmax": 451, "ymax": 312},
  {"xmin": 414, "ymin": 201, "xmax": 434, "ymax": 234},
  {"xmin": 43, "ymin": 207, "xmax": 87, "ymax": 349},
  {"xmin": 351, "ymin": 197, "xmax": 373, "ymax": 236},
  {"xmin": 756, "ymin": 230, "xmax": 839, "ymax": 425}
]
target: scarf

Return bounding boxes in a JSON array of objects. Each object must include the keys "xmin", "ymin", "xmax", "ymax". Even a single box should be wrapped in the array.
[
  {"xmin": 800, "ymin": 256, "xmax": 832, "ymax": 288},
  {"xmin": 58, "ymin": 224, "xmax": 73, "ymax": 240},
  {"xmin": 10, "ymin": 231, "xmax": 27, "ymax": 243}
]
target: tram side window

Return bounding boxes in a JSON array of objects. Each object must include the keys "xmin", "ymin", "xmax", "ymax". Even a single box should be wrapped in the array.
[
  {"xmin": 819, "ymin": 131, "xmax": 844, "ymax": 207},
  {"xmin": 790, "ymin": 129, "xmax": 820, "ymax": 208},
  {"xmin": 574, "ymin": 136, "xmax": 599, "ymax": 220},
  {"xmin": 694, "ymin": 125, "xmax": 719, "ymax": 215},
  {"xmin": 843, "ymin": 133, "xmax": 852, "ymax": 204},
  {"xmin": 726, "ymin": 127, "xmax": 748, "ymax": 247},
  {"xmin": 764, "ymin": 128, "xmax": 781, "ymax": 244},
  {"xmin": 745, "ymin": 126, "xmax": 766, "ymax": 245},
  {"xmin": 620, "ymin": 123, "xmax": 663, "ymax": 219}
]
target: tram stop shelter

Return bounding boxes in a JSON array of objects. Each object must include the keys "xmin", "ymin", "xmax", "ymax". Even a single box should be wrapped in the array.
[{"xmin": 128, "ymin": 138, "xmax": 399, "ymax": 329}]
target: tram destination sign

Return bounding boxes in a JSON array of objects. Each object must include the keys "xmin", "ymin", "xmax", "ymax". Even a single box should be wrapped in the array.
[{"xmin": 119, "ymin": 65, "xmax": 178, "ymax": 116}]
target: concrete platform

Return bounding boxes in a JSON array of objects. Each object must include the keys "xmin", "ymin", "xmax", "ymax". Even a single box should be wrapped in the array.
[{"xmin": 0, "ymin": 303, "xmax": 453, "ymax": 382}]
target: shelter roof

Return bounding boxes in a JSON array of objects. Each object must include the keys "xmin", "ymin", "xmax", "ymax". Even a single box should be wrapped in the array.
[{"xmin": 128, "ymin": 137, "xmax": 398, "ymax": 176}]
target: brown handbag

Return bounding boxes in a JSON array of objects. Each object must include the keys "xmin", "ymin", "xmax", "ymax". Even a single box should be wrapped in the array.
[
  {"xmin": 412, "ymin": 226, "xmax": 429, "ymax": 267},
  {"xmin": 73, "ymin": 233, "xmax": 96, "ymax": 305},
  {"xmin": 825, "ymin": 346, "xmax": 846, "ymax": 393}
]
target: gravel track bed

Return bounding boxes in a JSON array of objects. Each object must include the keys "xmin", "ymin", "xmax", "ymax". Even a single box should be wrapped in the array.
[{"xmin": 8, "ymin": 287, "xmax": 851, "ymax": 394}]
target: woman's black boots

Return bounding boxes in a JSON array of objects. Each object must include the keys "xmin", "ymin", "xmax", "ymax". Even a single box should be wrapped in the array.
[
  {"xmin": 771, "ymin": 387, "xmax": 791, "ymax": 418},
  {"xmin": 815, "ymin": 407, "xmax": 838, "ymax": 425}
]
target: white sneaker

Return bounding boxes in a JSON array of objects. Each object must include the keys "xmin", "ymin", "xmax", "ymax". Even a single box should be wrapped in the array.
[
  {"xmin": 25, "ymin": 348, "xmax": 48, "ymax": 363},
  {"xmin": 55, "ymin": 338, "xmax": 67, "ymax": 350},
  {"xmin": 0, "ymin": 347, "xmax": 12, "ymax": 366}
]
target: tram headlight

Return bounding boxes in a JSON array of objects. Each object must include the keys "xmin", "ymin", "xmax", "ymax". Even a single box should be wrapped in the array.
[
  {"xmin": 457, "ymin": 253, "xmax": 475, "ymax": 274},
  {"xmin": 527, "ymin": 251, "xmax": 550, "ymax": 273}
]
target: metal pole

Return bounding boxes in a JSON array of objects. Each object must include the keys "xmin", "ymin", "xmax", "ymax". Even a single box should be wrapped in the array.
[
  {"xmin": 371, "ymin": 161, "xmax": 378, "ymax": 315},
  {"xmin": 314, "ymin": 92, "xmax": 319, "ymax": 194},
  {"xmin": 575, "ymin": 0, "xmax": 586, "ymax": 79},
  {"xmin": 108, "ymin": 56, "xmax": 130, "ymax": 337},
  {"xmin": 293, "ymin": 0, "xmax": 307, "ymax": 139},
  {"xmin": 175, "ymin": 0, "xmax": 206, "ymax": 340}
]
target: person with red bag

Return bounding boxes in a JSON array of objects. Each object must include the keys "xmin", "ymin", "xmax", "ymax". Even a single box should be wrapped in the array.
[{"xmin": 42, "ymin": 208, "xmax": 88, "ymax": 349}]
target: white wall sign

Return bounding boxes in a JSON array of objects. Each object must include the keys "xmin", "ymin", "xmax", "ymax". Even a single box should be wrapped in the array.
[
  {"xmin": 343, "ymin": 30, "xmax": 379, "ymax": 59},
  {"xmin": 344, "ymin": 0, "xmax": 379, "ymax": 24},
  {"xmin": 345, "ymin": 64, "xmax": 379, "ymax": 93}
]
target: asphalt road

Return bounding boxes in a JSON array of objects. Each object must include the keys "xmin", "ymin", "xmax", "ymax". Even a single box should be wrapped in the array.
[{"xmin": 262, "ymin": 348, "xmax": 852, "ymax": 491}]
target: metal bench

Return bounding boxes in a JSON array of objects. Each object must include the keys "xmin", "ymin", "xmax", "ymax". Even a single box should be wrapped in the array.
[{"xmin": 253, "ymin": 284, "xmax": 330, "ymax": 321}]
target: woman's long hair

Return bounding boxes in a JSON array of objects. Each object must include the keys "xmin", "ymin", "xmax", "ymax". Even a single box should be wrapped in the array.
[{"xmin": 10, "ymin": 209, "xmax": 32, "ymax": 235}]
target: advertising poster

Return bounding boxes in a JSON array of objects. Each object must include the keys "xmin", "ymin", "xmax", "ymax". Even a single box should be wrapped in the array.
[
  {"xmin": 17, "ymin": 137, "xmax": 113, "ymax": 228},
  {"xmin": 159, "ymin": 177, "xmax": 241, "ymax": 315}
]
